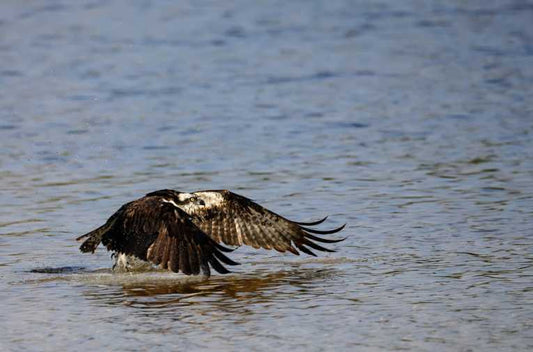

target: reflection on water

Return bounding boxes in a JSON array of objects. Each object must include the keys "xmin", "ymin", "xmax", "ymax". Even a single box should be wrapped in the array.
[{"xmin": 82, "ymin": 268, "xmax": 340, "ymax": 309}]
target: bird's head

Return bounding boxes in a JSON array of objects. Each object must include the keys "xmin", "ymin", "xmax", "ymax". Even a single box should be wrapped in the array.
[{"xmin": 176, "ymin": 193, "xmax": 205, "ymax": 206}]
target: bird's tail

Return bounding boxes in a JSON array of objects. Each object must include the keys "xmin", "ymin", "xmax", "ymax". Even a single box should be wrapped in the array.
[{"xmin": 76, "ymin": 218, "xmax": 116, "ymax": 253}]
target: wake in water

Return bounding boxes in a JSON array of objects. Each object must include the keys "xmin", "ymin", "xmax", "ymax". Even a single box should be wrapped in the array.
[{"xmin": 25, "ymin": 256, "xmax": 351, "ymax": 289}]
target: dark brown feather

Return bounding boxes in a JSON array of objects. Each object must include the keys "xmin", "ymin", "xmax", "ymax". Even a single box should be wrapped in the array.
[{"xmin": 77, "ymin": 194, "xmax": 238, "ymax": 276}]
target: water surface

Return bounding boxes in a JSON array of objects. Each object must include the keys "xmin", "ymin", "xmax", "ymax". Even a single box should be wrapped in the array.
[{"xmin": 1, "ymin": 1, "xmax": 532, "ymax": 351}]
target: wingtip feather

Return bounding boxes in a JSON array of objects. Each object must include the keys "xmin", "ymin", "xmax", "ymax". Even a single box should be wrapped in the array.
[
  {"xmin": 213, "ymin": 250, "xmax": 240, "ymax": 266},
  {"xmin": 296, "ymin": 244, "xmax": 317, "ymax": 256},
  {"xmin": 295, "ymin": 216, "xmax": 329, "ymax": 226},
  {"xmin": 304, "ymin": 232, "xmax": 346, "ymax": 244},
  {"xmin": 301, "ymin": 223, "xmax": 346, "ymax": 235},
  {"xmin": 208, "ymin": 257, "xmax": 232, "ymax": 274},
  {"xmin": 214, "ymin": 243, "xmax": 236, "ymax": 253}
]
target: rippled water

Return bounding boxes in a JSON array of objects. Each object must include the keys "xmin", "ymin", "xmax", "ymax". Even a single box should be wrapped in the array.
[{"xmin": 1, "ymin": 1, "xmax": 532, "ymax": 351}]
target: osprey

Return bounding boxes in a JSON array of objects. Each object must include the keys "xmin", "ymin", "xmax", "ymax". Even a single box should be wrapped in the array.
[{"xmin": 77, "ymin": 189, "xmax": 345, "ymax": 277}]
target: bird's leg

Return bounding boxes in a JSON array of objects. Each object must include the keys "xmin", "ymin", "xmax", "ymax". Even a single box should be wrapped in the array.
[{"xmin": 111, "ymin": 252, "xmax": 117, "ymax": 271}]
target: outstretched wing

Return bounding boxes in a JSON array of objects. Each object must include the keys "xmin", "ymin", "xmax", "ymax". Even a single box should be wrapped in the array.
[
  {"xmin": 184, "ymin": 190, "xmax": 345, "ymax": 256},
  {"xmin": 77, "ymin": 196, "xmax": 238, "ymax": 276}
]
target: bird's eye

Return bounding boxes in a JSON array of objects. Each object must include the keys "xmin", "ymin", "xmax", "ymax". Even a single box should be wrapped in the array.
[{"xmin": 191, "ymin": 197, "xmax": 205, "ymax": 206}]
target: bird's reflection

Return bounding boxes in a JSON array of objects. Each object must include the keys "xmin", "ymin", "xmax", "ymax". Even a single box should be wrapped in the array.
[{"xmin": 82, "ymin": 267, "xmax": 341, "ymax": 314}]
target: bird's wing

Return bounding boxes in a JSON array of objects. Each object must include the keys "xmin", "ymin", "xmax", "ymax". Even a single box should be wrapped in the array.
[
  {"xmin": 183, "ymin": 190, "xmax": 345, "ymax": 256},
  {"xmin": 80, "ymin": 197, "xmax": 238, "ymax": 276}
]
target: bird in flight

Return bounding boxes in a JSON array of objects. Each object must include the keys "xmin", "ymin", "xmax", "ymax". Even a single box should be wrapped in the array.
[{"xmin": 77, "ymin": 189, "xmax": 345, "ymax": 277}]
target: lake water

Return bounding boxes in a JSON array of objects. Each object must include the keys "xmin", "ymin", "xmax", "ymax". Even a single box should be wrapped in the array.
[{"xmin": 1, "ymin": 1, "xmax": 532, "ymax": 351}]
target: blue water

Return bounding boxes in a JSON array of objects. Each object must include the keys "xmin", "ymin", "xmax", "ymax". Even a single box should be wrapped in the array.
[{"xmin": 1, "ymin": 1, "xmax": 532, "ymax": 351}]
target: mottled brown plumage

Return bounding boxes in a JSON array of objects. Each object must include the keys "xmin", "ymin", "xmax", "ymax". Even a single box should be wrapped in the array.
[
  {"xmin": 186, "ymin": 190, "xmax": 345, "ymax": 255},
  {"xmin": 77, "ymin": 189, "xmax": 345, "ymax": 276}
]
